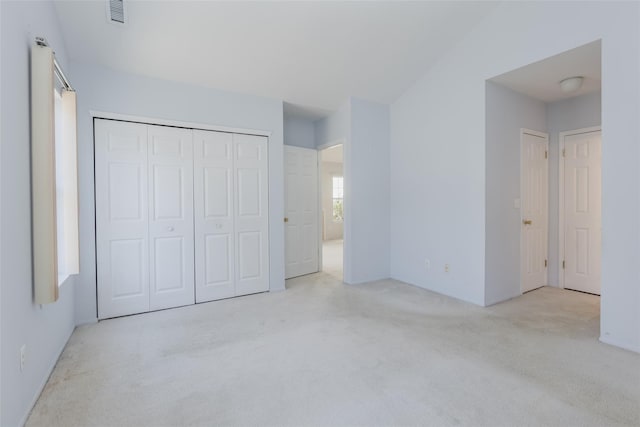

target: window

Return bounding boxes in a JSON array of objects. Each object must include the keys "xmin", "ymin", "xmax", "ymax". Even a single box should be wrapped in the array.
[
  {"xmin": 31, "ymin": 42, "xmax": 79, "ymax": 303},
  {"xmin": 53, "ymin": 88, "xmax": 79, "ymax": 286},
  {"xmin": 332, "ymin": 176, "xmax": 343, "ymax": 222}
]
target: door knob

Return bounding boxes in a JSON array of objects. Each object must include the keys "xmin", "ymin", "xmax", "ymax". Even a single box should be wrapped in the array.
[
  {"xmin": 167, "ymin": 226, "xmax": 174, "ymax": 231},
  {"xmin": 284, "ymin": 217, "xmax": 289, "ymax": 223},
  {"xmin": 522, "ymin": 219, "xmax": 532, "ymax": 225}
]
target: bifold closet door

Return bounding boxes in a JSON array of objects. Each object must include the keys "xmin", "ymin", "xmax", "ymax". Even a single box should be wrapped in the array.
[
  {"xmin": 147, "ymin": 125, "xmax": 195, "ymax": 310},
  {"xmin": 95, "ymin": 119, "xmax": 150, "ymax": 319},
  {"xmin": 234, "ymin": 134, "xmax": 269, "ymax": 296},
  {"xmin": 194, "ymin": 131, "xmax": 269, "ymax": 302},
  {"xmin": 194, "ymin": 130, "xmax": 235, "ymax": 302},
  {"xmin": 96, "ymin": 120, "xmax": 195, "ymax": 318}
]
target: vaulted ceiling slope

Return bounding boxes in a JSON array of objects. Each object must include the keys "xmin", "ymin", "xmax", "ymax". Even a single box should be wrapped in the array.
[{"xmin": 54, "ymin": 1, "xmax": 499, "ymax": 114}]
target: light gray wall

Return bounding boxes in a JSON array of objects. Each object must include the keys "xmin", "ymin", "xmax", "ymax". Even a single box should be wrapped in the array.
[
  {"xmin": 1, "ymin": 2, "xmax": 76, "ymax": 426},
  {"xmin": 547, "ymin": 91, "xmax": 601, "ymax": 287},
  {"xmin": 314, "ymin": 98, "xmax": 390, "ymax": 284},
  {"xmin": 284, "ymin": 115, "xmax": 316, "ymax": 149},
  {"xmin": 390, "ymin": 2, "xmax": 639, "ymax": 352},
  {"xmin": 321, "ymin": 161, "xmax": 344, "ymax": 241},
  {"xmin": 314, "ymin": 101, "xmax": 350, "ymax": 149},
  {"xmin": 69, "ymin": 61, "xmax": 285, "ymax": 325},
  {"xmin": 485, "ymin": 82, "xmax": 547, "ymax": 306},
  {"xmin": 349, "ymin": 98, "xmax": 391, "ymax": 283}
]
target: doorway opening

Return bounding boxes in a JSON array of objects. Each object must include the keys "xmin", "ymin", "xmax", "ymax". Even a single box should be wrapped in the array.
[
  {"xmin": 484, "ymin": 40, "xmax": 602, "ymax": 325},
  {"xmin": 319, "ymin": 144, "xmax": 344, "ymax": 279}
]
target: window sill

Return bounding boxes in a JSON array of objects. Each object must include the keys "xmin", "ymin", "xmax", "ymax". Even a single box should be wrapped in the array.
[{"xmin": 58, "ymin": 273, "xmax": 72, "ymax": 288}]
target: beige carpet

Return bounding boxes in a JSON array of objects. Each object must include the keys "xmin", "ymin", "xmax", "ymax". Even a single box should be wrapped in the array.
[
  {"xmin": 27, "ymin": 277, "xmax": 640, "ymax": 426},
  {"xmin": 322, "ymin": 239, "xmax": 343, "ymax": 279}
]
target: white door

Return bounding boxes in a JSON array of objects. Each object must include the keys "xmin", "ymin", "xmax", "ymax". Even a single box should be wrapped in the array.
[
  {"xmin": 563, "ymin": 130, "xmax": 601, "ymax": 295},
  {"xmin": 193, "ymin": 130, "xmax": 235, "ymax": 303},
  {"xmin": 95, "ymin": 119, "xmax": 150, "ymax": 319},
  {"xmin": 147, "ymin": 125, "xmax": 195, "ymax": 310},
  {"xmin": 521, "ymin": 130, "xmax": 549, "ymax": 293},
  {"xmin": 284, "ymin": 146, "xmax": 319, "ymax": 279},
  {"xmin": 234, "ymin": 134, "xmax": 269, "ymax": 296}
]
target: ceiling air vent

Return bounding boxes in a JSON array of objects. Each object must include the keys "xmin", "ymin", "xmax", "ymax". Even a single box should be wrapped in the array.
[{"xmin": 108, "ymin": 0, "xmax": 125, "ymax": 24}]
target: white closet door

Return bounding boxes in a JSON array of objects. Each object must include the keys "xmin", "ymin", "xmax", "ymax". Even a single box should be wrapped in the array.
[
  {"xmin": 194, "ymin": 130, "xmax": 235, "ymax": 303},
  {"xmin": 234, "ymin": 134, "xmax": 269, "ymax": 296},
  {"xmin": 147, "ymin": 125, "xmax": 195, "ymax": 310},
  {"xmin": 95, "ymin": 119, "xmax": 150, "ymax": 319}
]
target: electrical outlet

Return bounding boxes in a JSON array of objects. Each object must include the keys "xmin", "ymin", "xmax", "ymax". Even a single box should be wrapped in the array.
[
  {"xmin": 425, "ymin": 259, "xmax": 430, "ymax": 269},
  {"xmin": 444, "ymin": 263, "xmax": 450, "ymax": 273},
  {"xmin": 20, "ymin": 345, "xmax": 26, "ymax": 372}
]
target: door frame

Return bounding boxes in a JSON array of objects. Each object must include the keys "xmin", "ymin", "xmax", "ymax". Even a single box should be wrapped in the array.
[
  {"xmin": 558, "ymin": 126, "xmax": 602, "ymax": 289},
  {"xmin": 520, "ymin": 128, "xmax": 549, "ymax": 294},
  {"xmin": 317, "ymin": 138, "xmax": 346, "ymax": 280}
]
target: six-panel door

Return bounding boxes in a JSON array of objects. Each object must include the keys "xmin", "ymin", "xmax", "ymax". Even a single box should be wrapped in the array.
[
  {"xmin": 95, "ymin": 119, "xmax": 151, "ymax": 319},
  {"xmin": 147, "ymin": 125, "xmax": 195, "ymax": 311},
  {"xmin": 521, "ymin": 131, "xmax": 549, "ymax": 293},
  {"xmin": 234, "ymin": 134, "xmax": 270, "ymax": 296},
  {"xmin": 284, "ymin": 146, "xmax": 319, "ymax": 279},
  {"xmin": 194, "ymin": 130, "xmax": 235, "ymax": 302},
  {"xmin": 564, "ymin": 131, "xmax": 602, "ymax": 295}
]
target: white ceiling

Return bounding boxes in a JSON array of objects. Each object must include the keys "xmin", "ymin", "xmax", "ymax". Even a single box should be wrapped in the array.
[
  {"xmin": 321, "ymin": 144, "xmax": 343, "ymax": 163},
  {"xmin": 54, "ymin": 1, "xmax": 499, "ymax": 117},
  {"xmin": 489, "ymin": 40, "xmax": 601, "ymax": 103}
]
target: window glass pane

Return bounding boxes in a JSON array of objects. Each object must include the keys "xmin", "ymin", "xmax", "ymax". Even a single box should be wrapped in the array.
[
  {"xmin": 332, "ymin": 176, "xmax": 343, "ymax": 198},
  {"xmin": 333, "ymin": 198, "xmax": 343, "ymax": 222},
  {"xmin": 54, "ymin": 89, "xmax": 66, "ymax": 280}
]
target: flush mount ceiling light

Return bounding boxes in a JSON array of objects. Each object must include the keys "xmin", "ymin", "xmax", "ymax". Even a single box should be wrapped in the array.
[{"xmin": 559, "ymin": 76, "xmax": 584, "ymax": 93}]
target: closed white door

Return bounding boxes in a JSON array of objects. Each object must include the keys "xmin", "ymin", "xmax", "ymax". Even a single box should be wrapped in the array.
[
  {"xmin": 194, "ymin": 130, "xmax": 235, "ymax": 303},
  {"xmin": 521, "ymin": 130, "xmax": 549, "ymax": 293},
  {"xmin": 284, "ymin": 146, "xmax": 319, "ymax": 279},
  {"xmin": 563, "ymin": 130, "xmax": 601, "ymax": 295},
  {"xmin": 147, "ymin": 125, "xmax": 195, "ymax": 310},
  {"xmin": 95, "ymin": 119, "xmax": 150, "ymax": 319},
  {"xmin": 234, "ymin": 134, "xmax": 269, "ymax": 296}
]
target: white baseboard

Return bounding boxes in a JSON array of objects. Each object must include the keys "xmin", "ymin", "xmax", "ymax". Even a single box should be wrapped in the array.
[{"xmin": 600, "ymin": 335, "xmax": 640, "ymax": 354}]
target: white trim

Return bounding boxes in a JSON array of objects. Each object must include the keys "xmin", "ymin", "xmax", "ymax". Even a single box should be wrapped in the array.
[
  {"xmin": 520, "ymin": 128, "xmax": 549, "ymax": 294},
  {"xmin": 558, "ymin": 126, "xmax": 601, "ymax": 289},
  {"xmin": 521, "ymin": 128, "xmax": 548, "ymax": 139},
  {"xmin": 89, "ymin": 110, "xmax": 272, "ymax": 137},
  {"xmin": 317, "ymin": 154, "xmax": 324, "ymax": 269},
  {"xmin": 317, "ymin": 137, "xmax": 345, "ymax": 152},
  {"xmin": 599, "ymin": 335, "xmax": 640, "ymax": 354}
]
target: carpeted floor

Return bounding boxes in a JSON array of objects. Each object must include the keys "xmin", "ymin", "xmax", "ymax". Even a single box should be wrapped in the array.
[
  {"xmin": 26, "ymin": 276, "xmax": 640, "ymax": 426},
  {"xmin": 322, "ymin": 239, "xmax": 343, "ymax": 279}
]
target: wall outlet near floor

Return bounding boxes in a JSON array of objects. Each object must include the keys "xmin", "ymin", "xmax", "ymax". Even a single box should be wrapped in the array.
[
  {"xmin": 20, "ymin": 344, "xmax": 26, "ymax": 372},
  {"xmin": 425, "ymin": 259, "xmax": 430, "ymax": 269},
  {"xmin": 444, "ymin": 263, "xmax": 450, "ymax": 273}
]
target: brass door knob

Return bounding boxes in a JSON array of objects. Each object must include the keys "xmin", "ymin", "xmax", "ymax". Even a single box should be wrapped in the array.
[
  {"xmin": 284, "ymin": 217, "xmax": 289, "ymax": 223},
  {"xmin": 523, "ymin": 219, "xmax": 532, "ymax": 225}
]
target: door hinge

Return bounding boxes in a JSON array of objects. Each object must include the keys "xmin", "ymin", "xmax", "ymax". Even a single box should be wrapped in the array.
[
  {"xmin": 545, "ymin": 150, "xmax": 548, "ymax": 159},
  {"xmin": 562, "ymin": 148, "xmax": 565, "ymax": 157},
  {"xmin": 544, "ymin": 259, "xmax": 547, "ymax": 267},
  {"xmin": 562, "ymin": 260, "xmax": 565, "ymax": 269}
]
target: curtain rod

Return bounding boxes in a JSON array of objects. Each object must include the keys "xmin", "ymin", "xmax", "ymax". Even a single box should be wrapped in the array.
[{"xmin": 35, "ymin": 37, "xmax": 75, "ymax": 92}]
